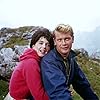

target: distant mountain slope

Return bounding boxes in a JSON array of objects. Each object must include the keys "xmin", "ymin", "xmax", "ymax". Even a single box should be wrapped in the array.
[{"xmin": 73, "ymin": 26, "xmax": 100, "ymax": 55}]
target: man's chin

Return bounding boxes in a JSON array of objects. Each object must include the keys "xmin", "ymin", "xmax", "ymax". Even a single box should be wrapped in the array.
[{"xmin": 62, "ymin": 51, "xmax": 69, "ymax": 54}]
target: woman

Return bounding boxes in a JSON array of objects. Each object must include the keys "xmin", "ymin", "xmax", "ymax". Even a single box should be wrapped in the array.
[{"xmin": 9, "ymin": 28, "xmax": 54, "ymax": 100}]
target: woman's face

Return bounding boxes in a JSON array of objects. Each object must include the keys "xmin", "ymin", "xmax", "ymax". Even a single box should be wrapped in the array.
[{"xmin": 32, "ymin": 36, "xmax": 50, "ymax": 57}]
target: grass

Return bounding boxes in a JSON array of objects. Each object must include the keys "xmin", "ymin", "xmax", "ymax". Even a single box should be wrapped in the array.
[
  {"xmin": 3, "ymin": 36, "xmax": 29, "ymax": 48},
  {"xmin": 76, "ymin": 55, "xmax": 100, "ymax": 98},
  {"xmin": 0, "ymin": 80, "xmax": 8, "ymax": 100}
]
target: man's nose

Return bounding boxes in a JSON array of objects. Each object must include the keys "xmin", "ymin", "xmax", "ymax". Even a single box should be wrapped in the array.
[{"xmin": 62, "ymin": 40, "xmax": 66, "ymax": 44}]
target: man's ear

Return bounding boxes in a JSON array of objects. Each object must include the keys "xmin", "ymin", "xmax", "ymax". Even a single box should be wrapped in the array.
[
  {"xmin": 53, "ymin": 38, "xmax": 56, "ymax": 46},
  {"xmin": 72, "ymin": 36, "xmax": 74, "ymax": 43},
  {"xmin": 54, "ymin": 42, "xmax": 56, "ymax": 46}
]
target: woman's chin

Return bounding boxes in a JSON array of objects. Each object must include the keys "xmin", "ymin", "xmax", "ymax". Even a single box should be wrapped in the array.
[{"xmin": 38, "ymin": 53, "xmax": 45, "ymax": 57}]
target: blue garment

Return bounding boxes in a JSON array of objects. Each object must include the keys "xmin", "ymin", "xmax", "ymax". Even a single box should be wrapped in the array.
[{"xmin": 41, "ymin": 48, "xmax": 99, "ymax": 100}]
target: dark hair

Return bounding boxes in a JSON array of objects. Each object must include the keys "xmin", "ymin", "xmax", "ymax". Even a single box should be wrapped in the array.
[{"xmin": 30, "ymin": 28, "xmax": 54, "ymax": 49}]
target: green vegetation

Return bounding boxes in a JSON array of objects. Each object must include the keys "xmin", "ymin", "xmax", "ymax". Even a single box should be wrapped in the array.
[
  {"xmin": 2, "ymin": 26, "xmax": 33, "ymax": 48},
  {"xmin": 3, "ymin": 36, "xmax": 29, "ymax": 48},
  {"xmin": 0, "ymin": 80, "xmax": 8, "ymax": 100},
  {"xmin": 18, "ymin": 26, "xmax": 33, "ymax": 33},
  {"xmin": 0, "ymin": 26, "xmax": 33, "ymax": 34},
  {"xmin": 72, "ymin": 55, "xmax": 100, "ymax": 99}
]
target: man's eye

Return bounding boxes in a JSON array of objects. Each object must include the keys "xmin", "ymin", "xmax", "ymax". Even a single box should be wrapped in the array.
[
  {"xmin": 65, "ymin": 38, "xmax": 69, "ymax": 41},
  {"xmin": 65, "ymin": 38, "xmax": 70, "ymax": 41},
  {"xmin": 57, "ymin": 39, "xmax": 61, "ymax": 42}
]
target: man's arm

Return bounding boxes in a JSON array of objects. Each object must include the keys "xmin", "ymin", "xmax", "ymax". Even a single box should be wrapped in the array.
[
  {"xmin": 72, "ymin": 61, "xmax": 99, "ymax": 100},
  {"xmin": 41, "ymin": 59, "xmax": 73, "ymax": 100}
]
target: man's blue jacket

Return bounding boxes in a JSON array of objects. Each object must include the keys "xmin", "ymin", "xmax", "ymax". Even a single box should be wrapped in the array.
[{"xmin": 41, "ymin": 48, "xmax": 98, "ymax": 100}]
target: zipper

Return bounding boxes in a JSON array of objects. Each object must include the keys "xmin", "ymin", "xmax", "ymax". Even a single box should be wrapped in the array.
[{"xmin": 63, "ymin": 59, "xmax": 71, "ymax": 85}]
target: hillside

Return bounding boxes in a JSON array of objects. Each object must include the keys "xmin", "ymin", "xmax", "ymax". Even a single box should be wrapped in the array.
[
  {"xmin": 73, "ymin": 55, "xmax": 100, "ymax": 99},
  {"xmin": 0, "ymin": 26, "xmax": 100, "ymax": 100}
]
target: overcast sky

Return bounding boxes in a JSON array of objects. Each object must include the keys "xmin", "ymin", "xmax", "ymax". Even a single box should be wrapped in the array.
[
  {"xmin": 0, "ymin": 0, "xmax": 100, "ymax": 32},
  {"xmin": 0, "ymin": 0, "xmax": 100, "ymax": 54}
]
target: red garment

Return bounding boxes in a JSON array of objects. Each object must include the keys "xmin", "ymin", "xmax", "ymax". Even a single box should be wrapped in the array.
[{"xmin": 9, "ymin": 48, "xmax": 48, "ymax": 100}]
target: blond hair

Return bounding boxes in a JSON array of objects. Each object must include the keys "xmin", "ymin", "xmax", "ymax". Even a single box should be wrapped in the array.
[{"xmin": 54, "ymin": 24, "xmax": 74, "ymax": 36}]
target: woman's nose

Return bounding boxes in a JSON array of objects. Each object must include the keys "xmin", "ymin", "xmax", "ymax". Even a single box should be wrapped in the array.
[{"xmin": 42, "ymin": 43, "xmax": 46, "ymax": 48}]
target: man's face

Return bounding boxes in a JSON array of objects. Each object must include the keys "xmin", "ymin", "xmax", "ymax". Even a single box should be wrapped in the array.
[
  {"xmin": 54, "ymin": 31, "xmax": 74, "ymax": 58},
  {"xmin": 32, "ymin": 36, "xmax": 50, "ymax": 57}
]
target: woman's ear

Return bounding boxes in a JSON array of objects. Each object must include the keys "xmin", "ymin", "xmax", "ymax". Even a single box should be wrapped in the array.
[{"xmin": 32, "ymin": 45, "xmax": 34, "ymax": 48}]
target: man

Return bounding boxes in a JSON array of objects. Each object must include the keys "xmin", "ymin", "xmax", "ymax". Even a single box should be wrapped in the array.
[{"xmin": 41, "ymin": 24, "xmax": 99, "ymax": 100}]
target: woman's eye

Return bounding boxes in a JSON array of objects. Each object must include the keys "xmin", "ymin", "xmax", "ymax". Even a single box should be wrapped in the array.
[
  {"xmin": 46, "ymin": 44, "xmax": 50, "ymax": 47},
  {"xmin": 39, "ymin": 42, "xmax": 43, "ymax": 45}
]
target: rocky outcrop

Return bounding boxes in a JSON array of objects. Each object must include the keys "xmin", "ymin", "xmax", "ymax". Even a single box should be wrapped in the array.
[
  {"xmin": 74, "ymin": 48, "xmax": 89, "ymax": 57},
  {"xmin": 0, "ymin": 26, "xmax": 43, "ymax": 81}
]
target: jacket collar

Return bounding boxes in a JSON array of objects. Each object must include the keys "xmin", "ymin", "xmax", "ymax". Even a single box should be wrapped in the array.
[{"xmin": 53, "ymin": 48, "xmax": 77, "ymax": 61}]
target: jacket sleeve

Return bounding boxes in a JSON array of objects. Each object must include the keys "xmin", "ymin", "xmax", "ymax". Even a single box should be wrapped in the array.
[
  {"xmin": 41, "ymin": 58, "xmax": 73, "ymax": 100},
  {"xmin": 72, "ymin": 60, "xmax": 99, "ymax": 100},
  {"xmin": 23, "ymin": 59, "xmax": 49, "ymax": 100}
]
